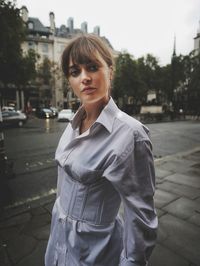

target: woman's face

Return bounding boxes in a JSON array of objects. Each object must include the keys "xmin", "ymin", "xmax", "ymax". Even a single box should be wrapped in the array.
[{"xmin": 68, "ymin": 53, "xmax": 112, "ymax": 105}]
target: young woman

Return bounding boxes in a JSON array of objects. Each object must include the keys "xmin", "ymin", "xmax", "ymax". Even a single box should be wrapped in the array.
[{"xmin": 45, "ymin": 34, "xmax": 157, "ymax": 266}]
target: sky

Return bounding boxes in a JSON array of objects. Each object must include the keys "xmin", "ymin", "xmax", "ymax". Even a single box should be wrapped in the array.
[{"xmin": 16, "ymin": 0, "xmax": 200, "ymax": 66}]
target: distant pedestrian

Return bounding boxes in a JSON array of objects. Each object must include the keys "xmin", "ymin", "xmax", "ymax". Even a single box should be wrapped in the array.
[{"xmin": 45, "ymin": 33, "xmax": 158, "ymax": 266}]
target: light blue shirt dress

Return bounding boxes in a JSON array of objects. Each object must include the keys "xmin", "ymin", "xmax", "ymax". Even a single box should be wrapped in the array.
[{"xmin": 45, "ymin": 97, "xmax": 158, "ymax": 266}]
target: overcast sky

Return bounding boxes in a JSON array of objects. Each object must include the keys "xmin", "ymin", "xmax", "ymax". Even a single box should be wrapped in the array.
[{"xmin": 16, "ymin": 0, "xmax": 200, "ymax": 66}]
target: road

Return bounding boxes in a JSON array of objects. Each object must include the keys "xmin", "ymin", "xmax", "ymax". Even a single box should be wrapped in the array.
[{"xmin": 2, "ymin": 117, "xmax": 200, "ymax": 207}]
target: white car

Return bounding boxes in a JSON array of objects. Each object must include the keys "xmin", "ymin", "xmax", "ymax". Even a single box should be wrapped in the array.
[
  {"xmin": 1, "ymin": 110, "xmax": 27, "ymax": 127},
  {"xmin": 57, "ymin": 109, "xmax": 74, "ymax": 122},
  {"xmin": 2, "ymin": 106, "xmax": 15, "ymax": 112}
]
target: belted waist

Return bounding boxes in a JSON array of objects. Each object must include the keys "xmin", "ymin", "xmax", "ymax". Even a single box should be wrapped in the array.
[{"xmin": 57, "ymin": 175, "xmax": 121, "ymax": 226}]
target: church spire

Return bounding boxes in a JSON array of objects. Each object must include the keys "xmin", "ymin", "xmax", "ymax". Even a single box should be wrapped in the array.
[{"xmin": 173, "ymin": 35, "xmax": 176, "ymax": 57}]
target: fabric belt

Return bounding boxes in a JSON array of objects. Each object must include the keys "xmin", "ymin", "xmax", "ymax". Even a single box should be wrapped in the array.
[{"xmin": 56, "ymin": 176, "xmax": 121, "ymax": 226}]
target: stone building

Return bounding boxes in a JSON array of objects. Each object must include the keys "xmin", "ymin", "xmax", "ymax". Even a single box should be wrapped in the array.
[{"xmin": 20, "ymin": 6, "xmax": 114, "ymax": 110}]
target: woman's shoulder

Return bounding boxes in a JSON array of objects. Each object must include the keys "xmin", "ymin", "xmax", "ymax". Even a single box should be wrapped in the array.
[{"xmin": 113, "ymin": 110, "xmax": 150, "ymax": 142}]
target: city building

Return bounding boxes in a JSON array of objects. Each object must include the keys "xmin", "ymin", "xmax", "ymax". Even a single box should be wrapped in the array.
[
  {"xmin": 18, "ymin": 6, "xmax": 114, "ymax": 111},
  {"xmin": 67, "ymin": 17, "xmax": 74, "ymax": 33},
  {"xmin": 81, "ymin": 22, "xmax": 88, "ymax": 33},
  {"xmin": 93, "ymin": 26, "xmax": 100, "ymax": 36}
]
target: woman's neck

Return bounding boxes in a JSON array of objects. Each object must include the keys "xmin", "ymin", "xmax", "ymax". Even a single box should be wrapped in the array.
[
  {"xmin": 83, "ymin": 97, "xmax": 109, "ymax": 121},
  {"xmin": 80, "ymin": 97, "xmax": 109, "ymax": 134}
]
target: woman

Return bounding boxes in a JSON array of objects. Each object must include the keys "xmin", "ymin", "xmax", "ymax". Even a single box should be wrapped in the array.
[{"xmin": 45, "ymin": 34, "xmax": 157, "ymax": 266}]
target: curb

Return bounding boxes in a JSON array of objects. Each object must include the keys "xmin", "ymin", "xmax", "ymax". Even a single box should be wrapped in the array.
[{"xmin": 154, "ymin": 146, "xmax": 200, "ymax": 165}]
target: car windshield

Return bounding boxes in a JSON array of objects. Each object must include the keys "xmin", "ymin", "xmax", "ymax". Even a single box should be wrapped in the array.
[
  {"xmin": 61, "ymin": 110, "xmax": 72, "ymax": 113},
  {"xmin": 2, "ymin": 111, "xmax": 19, "ymax": 117},
  {"xmin": 2, "ymin": 106, "xmax": 15, "ymax": 111},
  {"xmin": 43, "ymin": 109, "xmax": 52, "ymax": 113}
]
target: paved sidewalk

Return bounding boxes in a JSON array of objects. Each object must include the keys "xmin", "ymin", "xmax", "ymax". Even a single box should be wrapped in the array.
[{"xmin": 0, "ymin": 147, "xmax": 200, "ymax": 266}]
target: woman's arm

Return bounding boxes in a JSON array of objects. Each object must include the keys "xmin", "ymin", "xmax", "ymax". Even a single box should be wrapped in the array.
[{"xmin": 104, "ymin": 139, "xmax": 158, "ymax": 266}]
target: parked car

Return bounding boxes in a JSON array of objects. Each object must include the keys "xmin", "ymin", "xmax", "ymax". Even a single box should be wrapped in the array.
[
  {"xmin": 57, "ymin": 109, "xmax": 74, "ymax": 122},
  {"xmin": 2, "ymin": 106, "xmax": 15, "ymax": 112},
  {"xmin": 50, "ymin": 107, "xmax": 58, "ymax": 117},
  {"xmin": 35, "ymin": 108, "xmax": 54, "ymax": 119},
  {"xmin": 1, "ymin": 110, "xmax": 27, "ymax": 127}
]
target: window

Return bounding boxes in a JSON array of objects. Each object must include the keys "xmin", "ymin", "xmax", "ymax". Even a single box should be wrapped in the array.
[
  {"xmin": 28, "ymin": 42, "xmax": 35, "ymax": 49},
  {"xmin": 28, "ymin": 22, "xmax": 34, "ymax": 30},
  {"xmin": 42, "ymin": 43, "xmax": 49, "ymax": 53}
]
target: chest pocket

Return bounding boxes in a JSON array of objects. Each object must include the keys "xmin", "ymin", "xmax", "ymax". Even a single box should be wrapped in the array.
[{"xmin": 64, "ymin": 162, "xmax": 103, "ymax": 184}]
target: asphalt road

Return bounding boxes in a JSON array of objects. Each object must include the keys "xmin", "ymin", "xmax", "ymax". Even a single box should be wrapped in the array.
[{"xmin": 2, "ymin": 117, "xmax": 200, "ymax": 207}]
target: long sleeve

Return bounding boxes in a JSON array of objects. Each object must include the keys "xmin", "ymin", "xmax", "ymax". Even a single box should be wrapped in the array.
[
  {"xmin": 56, "ymin": 166, "xmax": 63, "ymax": 198},
  {"xmin": 104, "ymin": 139, "xmax": 158, "ymax": 266}
]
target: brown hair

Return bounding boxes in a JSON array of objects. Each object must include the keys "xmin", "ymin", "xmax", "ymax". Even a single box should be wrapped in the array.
[{"xmin": 61, "ymin": 34, "xmax": 114, "ymax": 77}]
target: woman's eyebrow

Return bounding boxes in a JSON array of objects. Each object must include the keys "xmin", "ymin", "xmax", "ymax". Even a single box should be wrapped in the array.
[{"xmin": 69, "ymin": 64, "xmax": 78, "ymax": 70}]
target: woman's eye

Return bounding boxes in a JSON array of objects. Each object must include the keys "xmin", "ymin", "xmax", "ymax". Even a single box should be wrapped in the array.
[
  {"xmin": 87, "ymin": 64, "xmax": 99, "ymax": 72},
  {"xmin": 69, "ymin": 69, "xmax": 80, "ymax": 77}
]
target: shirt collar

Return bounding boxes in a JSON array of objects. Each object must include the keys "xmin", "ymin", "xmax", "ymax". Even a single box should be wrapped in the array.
[{"xmin": 71, "ymin": 97, "xmax": 121, "ymax": 133}]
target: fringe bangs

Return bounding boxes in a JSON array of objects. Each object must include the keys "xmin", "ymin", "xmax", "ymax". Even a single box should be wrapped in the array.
[{"xmin": 70, "ymin": 37, "xmax": 99, "ymax": 65}]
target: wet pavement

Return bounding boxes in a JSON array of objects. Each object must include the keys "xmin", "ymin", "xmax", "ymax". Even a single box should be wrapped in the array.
[{"xmin": 0, "ymin": 146, "xmax": 200, "ymax": 266}]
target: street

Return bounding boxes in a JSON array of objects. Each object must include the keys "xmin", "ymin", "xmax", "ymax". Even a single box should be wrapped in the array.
[
  {"xmin": 1, "ymin": 118, "xmax": 200, "ymax": 266},
  {"xmin": 2, "ymin": 118, "xmax": 200, "ymax": 207}
]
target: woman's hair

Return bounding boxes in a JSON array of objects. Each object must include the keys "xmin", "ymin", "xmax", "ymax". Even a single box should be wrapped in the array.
[{"xmin": 61, "ymin": 34, "xmax": 114, "ymax": 77}]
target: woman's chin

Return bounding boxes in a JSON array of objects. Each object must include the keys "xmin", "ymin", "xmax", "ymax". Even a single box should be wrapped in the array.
[{"xmin": 81, "ymin": 95, "xmax": 109, "ymax": 106}]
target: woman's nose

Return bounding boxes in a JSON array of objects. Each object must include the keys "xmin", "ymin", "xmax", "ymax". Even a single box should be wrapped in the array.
[{"xmin": 81, "ymin": 70, "xmax": 91, "ymax": 84}]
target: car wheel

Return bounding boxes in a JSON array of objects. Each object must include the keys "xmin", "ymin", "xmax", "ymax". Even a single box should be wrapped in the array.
[{"xmin": 18, "ymin": 121, "xmax": 24, "ymax": 127}]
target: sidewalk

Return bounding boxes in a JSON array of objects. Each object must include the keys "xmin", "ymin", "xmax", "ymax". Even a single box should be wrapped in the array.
[{"xmin": 0, "ymin": 148, "xmax": 200, "ymax": 266}]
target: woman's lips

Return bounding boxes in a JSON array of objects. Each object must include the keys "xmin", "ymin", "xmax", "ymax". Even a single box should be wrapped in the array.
[{"xmin": 81, "ymin": 87, "xmax": 96, "ymax": 94}]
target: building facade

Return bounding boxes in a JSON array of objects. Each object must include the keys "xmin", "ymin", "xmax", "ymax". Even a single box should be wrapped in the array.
[{"xmin": 20, "ymin": 6, "xmax": 113, "ymax": 111}]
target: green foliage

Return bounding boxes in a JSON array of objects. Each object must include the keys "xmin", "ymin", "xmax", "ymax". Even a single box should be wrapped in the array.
[
  {"xmin": 183, "ymin": 51, "xmax": 200, "ymax": 113},
  {"xmin": 113, "ymin": 53, "xmax": 146, "ymax": 102},
  {"xmin": 37, "ymin": 58, "xmax": 53, "ymax": 85},
  {"xmin": 158, "ymin": 51, "xmax": 200, "ymax": 113},
  {"xmin": 185, "ymin": 52, "xmax": 200, "ymax": 92},
  {"xmin": 16, "ymin": 49, "xmax": 38, "ymax": 85},
  {"xmin": 113, "ymin": 53, "xmax": 162, "ymax": 105},
  {"xmin": 157, "ymin": 64, "xmax": 171, "ymax": 101},
  {"xmin": 0, "ymin": 0, "xmax": 25, "ymax": 84},
  {"xmin": 0, "ymin": 0, "xmax": 37, "ymax": 87},
  {"xmin": 137, "ymin": 54, "xmax": 160, "ymax": 92}
]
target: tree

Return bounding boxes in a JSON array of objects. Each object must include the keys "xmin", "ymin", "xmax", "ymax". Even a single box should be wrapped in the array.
[
  {"xmin": 157, "ymin": 64, "xmax": 171, "ymax": 104},
  {"xmin": 137, "ymin": 54, "xmax": 161, "ymax": 103},
  {"xmin": 183, "ymin": 51, "xmax": 200, "ymax": 114},
  {"xmin": 0, "ymin": 0, "xmax": 25, "ymax": 84},
  {"xmin": 37, "ymin": 58, "xmax": 53, "ymax": 86},
  {"xmin": 17, "ymin": 49, "xmax": 38, "ymax": 86},
  {"xmin": 36, "ymin": 58, "xmax": 58, "ymax": 106},
  {"xmin": 169, "ymin": 54, "xmax": 185, "ymax": 103},
  {"xmin": 113, "ymin": 53, "xmax": 145, "ymax": 101}
]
